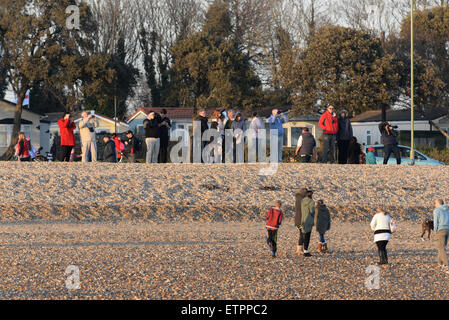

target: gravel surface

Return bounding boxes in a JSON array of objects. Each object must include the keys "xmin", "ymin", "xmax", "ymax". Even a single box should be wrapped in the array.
[
  {"xmin": 0, "ymin": 162, "xmax": 447, "ymax": 222},
  {"xmin": 0, "ymin": 162, "xmax": 447, "ymax": 299},
  {"xmin": 0, "ymin": 220, "xmax": 447, "ymax": 300}
]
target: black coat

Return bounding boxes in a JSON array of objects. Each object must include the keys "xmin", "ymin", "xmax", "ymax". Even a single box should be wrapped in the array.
[
  {"xmin": 337, "ymin": 116, "xmax": 353, "ymax": 141},
  {"xmin": 347, "ymin": 141, "xmax": 361, "ymax": 164},
  {"xmin": 103, "ymin": 140, "xmax": 117, "ymax": 163}
]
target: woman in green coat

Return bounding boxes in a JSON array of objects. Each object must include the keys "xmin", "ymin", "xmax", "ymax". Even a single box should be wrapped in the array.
[{"xmin": 299, "ymin": 190, "xmax": 315, "ymax": 257}]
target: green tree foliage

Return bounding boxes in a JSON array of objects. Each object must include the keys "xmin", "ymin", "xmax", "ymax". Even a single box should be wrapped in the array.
[
  {"xmin": 387, "ymin": 5, "xmax": 448, "ymax": 110},
  {"xmin": 85, "ymin": 37, "xmax": 138, "ymax": 120},
  {"xmin": 0, "ymin": 0, "xmax": 81, "ymax": 159},
  {"xmin": 169, "ymin": 0, "xmax": 262, "ymax": 113},
  {"xmin": 284, "ymin": 26, "xmax": 402, "ymax": 116}
]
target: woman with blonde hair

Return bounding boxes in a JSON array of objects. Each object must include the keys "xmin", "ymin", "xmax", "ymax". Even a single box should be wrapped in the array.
[
  {"xmin": 370, "ymin": 207, "xmax": 396, "ymax": 266},
  {"xmin": 15, "ymin": 132, "xmax": 31, "ymax": 162}
]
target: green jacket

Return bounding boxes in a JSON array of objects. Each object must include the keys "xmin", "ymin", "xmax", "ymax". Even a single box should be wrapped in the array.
[{"xmin": 301, "ymin": 197, "xmax": 315, "ymax": 233}]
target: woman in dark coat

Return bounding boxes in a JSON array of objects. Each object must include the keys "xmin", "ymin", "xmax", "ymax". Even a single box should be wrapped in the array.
[
  {"xmin": 315, "ymin": 200, "xmax": 331, "ymax": 253},
  {"xmin": 337, "ymin": 110, "xmax": 353, "ymax": 164},
  {"xmin": 347, "ymin": 136, "xmax": 362, "ymax": 164}
]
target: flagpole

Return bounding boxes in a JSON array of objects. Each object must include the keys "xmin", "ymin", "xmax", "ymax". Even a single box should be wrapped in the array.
[{"xmin": 410, "ymin": 0, "xmax": 415, "ymax": 165}]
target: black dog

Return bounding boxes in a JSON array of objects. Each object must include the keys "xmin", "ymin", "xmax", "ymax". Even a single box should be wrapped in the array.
[{"xmin": 421, "ymin": 219, "xmax": 434, "ymax": 241}]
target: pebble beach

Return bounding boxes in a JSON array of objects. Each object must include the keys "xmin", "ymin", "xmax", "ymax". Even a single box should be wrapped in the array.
[{"xmin": 0, "ymin": 162, "xmax": 448, "ymax": 299}]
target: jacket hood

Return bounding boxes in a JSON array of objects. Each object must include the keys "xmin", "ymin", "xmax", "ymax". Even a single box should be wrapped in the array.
[
  {"xmin": 339, "ymin": 110, "xmax": 349, "ymax": 117},
  {"xmin": 295, "ymin": 188, "xmax": 308, "ymax": 197}
]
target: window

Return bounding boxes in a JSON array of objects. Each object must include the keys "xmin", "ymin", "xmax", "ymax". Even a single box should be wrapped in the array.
[
  {"xmin": 366, "ymin": 130, "xmax": 372, "ymax": 145},
  {"xmin": 177, "ymin": 124, "xmax": 185, "ymax": 130},
  {"xmin": 137, "ymin": 125, "xmax": 144, "ymax": 135},
  {"xmin": 374, "ymin": 147, "xmax": 384, "ymax": 158},
  {"xmin": 400, "ymin": 147, "xmax": 410, "ymax": 159},
  {"xmin": 0, "ymin": 124, "xmax": 32, "ymax": 147},
  {"xmin": 0, "ymin": 125, "xmax": 8, "ymax": 147},
  {"xmin": 416, "ymin": 152, "xmax": 426, "ymax": 161}
]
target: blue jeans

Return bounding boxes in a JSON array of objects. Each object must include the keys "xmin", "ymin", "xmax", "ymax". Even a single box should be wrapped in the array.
[{"xmin": 320, "ymin": 234, "xmax": 326, "ymax": 243}]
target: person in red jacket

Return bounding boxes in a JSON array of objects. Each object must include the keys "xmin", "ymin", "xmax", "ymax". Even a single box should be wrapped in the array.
[
  {"xmin": 15, "ymin": 132, "xmax": 31, "ymax": 161},
  {"xmin": 112, "ymin": 133, "xmax": 125, "ymax": 162},
  {"xmin": 266, "ymin": 200, "xmax": 284, "ymax": 258},
  {"xmin": 58, "ymin": 113, "xmax": 77, "ymax": 162},
  {"xmin": 318, "ymin": 105, "xmax": 339, "ymax": 163}
]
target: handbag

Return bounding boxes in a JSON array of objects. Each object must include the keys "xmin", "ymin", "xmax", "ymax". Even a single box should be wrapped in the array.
[{"xmin": 389, "ymin": 219, "xmax": 397, "ymax": 233}]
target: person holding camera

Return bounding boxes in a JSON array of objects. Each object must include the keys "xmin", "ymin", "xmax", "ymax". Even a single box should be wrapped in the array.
[
  {"xmin": 58, "ymin": 112, "xmax": 77, "ymax": 162},
  {"xmin": 79, "ymin": 111, "xmax": 99, "ymax": 162},
  {"xmin": 379, "ymin": 121, "xmax": 401, "ymax": 165},
  {"xmin": 318, "ymin": 105, "xmax": 339, "ymax": 163},
  {"xmin": 268, "ymin": 108, "xmax": 288, "ymax": 163}
]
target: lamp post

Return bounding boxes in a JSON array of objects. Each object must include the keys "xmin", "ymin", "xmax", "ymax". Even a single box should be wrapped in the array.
[{"xmin": 410, "ymin": 0, "xmax": 415, "ymax": 165}]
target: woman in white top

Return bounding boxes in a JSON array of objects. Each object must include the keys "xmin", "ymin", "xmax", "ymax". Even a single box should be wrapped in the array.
[{"xmin": 370, "ymin": 208, "xmax": 395, "ymax": 266}]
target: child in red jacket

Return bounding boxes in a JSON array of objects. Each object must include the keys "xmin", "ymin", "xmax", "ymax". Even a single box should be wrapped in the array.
[{"xmin": 266, "ymin": 200, "xmax": 284, "ymax": 258}]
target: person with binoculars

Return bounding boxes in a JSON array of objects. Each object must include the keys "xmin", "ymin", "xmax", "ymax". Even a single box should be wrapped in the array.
[{"xmin": 379, "ymin": 121, "xmax": 401, "ymax": 165}]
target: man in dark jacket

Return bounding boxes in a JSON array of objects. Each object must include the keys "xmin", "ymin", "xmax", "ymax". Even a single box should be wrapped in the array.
[
  {"xmin": 337, "ymin": 110, "xmax": 353, "ymax": 164},
  {"xmin": 158, "ymin": 109, "xmax": 171, "ymax": 163},
  {"xmin": 103, "ymin": 135, "xmax": 117, "ymax": 163},
  {"xmin": 379, "ymin": 121, "xmax": 401, "ymax": 165},
  {"xmin": 222, "ymin": 110, "xmax": 234, "ymax": 163},
  {"xmin": 198, "ymin": 110, "xmax": 209, "ymax": 163},
  {"xmin": 123, "ymin": 130, "xmax": 138, "ymax": 163},
  {"xmin": 143, "ymin": 112, "xmax": 162, "ymax": 163},
  {"xmin": 295, "ymin": 188, "xmax": 309, "ymax": 255},
  {"xmin": 295, "ymin": 128, "xmax": 317, "ymax": 163}
]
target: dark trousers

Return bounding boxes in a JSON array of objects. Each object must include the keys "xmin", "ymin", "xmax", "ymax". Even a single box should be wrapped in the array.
[
  {"xmin": 298, "ymin": 228, "xmax": 311, "ymax": 251},
  {"xmin": 301, "ymin": 155, "xmax": 312, "ymax": 163},
  {"xmin": 337, "ymin": 140, "xmax": 350, "ymax": 164},
  {"xmin": 376, "ymin": 240, "xmax": 389, "ymax": 264},
  {"xmin": 60, "ymin": 146, "xmax": 73, "ymax": 162},
  {"xmin": 383, "ymin": 144, "xmax": 401, "ymax": 164},
  {"xmin": 322, "ymin": 134, "xmax": 336, "ymax": 163},
  {"xmin": 266, "ymin": 229, "xmax": 278, "ymax": 254},
  {"xmin": 221, "ymin": 136, "xmax": 226, "ymax": 163},
  {"xmin": 159, "ymin": 139, "xmax": 169, "ymax": 163}
]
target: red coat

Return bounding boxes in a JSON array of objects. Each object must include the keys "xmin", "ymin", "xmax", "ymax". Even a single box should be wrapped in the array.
[
  {"xmin": 266, "ymin": 207, "xmax": 283, "ymax": 230},
  {"xmin": 114, "ymin": 137, "xmax": 125, "ymax": 159},
  {"xmin": 58, "ymin": 118, "xmax": 76, "ymax": 146},
  {"xmin": 319, "ymin": 111, "xmax": 339, "ymax": 135}
]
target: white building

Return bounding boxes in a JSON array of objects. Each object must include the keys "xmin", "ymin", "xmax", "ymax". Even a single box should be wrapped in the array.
[{"xmin": 351, "ymin": 108, "xmax": 449, "ymax": 147}]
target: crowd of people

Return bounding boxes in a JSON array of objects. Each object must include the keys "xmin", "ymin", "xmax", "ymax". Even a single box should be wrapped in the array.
[
  {"xmin": 265, "ymin": 192, "xmax": 449, "ymax": 274},
  {"xmin": 14, "ymin": 106, "xmax": 403, "ymax": 165}
]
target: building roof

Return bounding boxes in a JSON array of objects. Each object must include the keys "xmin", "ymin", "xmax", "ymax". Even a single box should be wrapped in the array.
[
  {"xmin": 73, "ymin": 112, "xmax": 129, "ymax": 127},
  {"xmin": 127, "ymin": 107, "xmax": 194, "ymax": 123},
  {"xmin": 41, "ymin": 112, "xmax": 66, "ymax": 123},
  {"xmin": 351, "ymin": 108, "xmax": 449, "ymax": 123},
  {"xmin": 42, "ymin": 111, "xmax": 128, "ymax": 127},
  {"xmin": 0, "ymin": 118, "xmax": 33, "ymax": 125}
]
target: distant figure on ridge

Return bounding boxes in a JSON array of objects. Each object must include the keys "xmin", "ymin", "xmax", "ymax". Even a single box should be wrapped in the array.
[
  {"xmin": 318, "ymin": 105, "xmax": 339, "ymax": 163},
  {"xmin": 79, "ymin": 111, "xmax": 99, "ymax": 162},
  {"xmin": 58, "ymin": 112, "xmax": 76, "ymax": 162}
]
